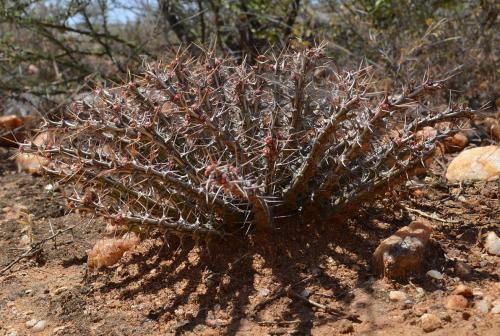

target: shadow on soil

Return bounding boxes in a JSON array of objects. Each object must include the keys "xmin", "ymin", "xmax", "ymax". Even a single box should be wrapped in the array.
[{"xmin": 91, "ymin": 208, "xmax": 401, "ymax": 335}]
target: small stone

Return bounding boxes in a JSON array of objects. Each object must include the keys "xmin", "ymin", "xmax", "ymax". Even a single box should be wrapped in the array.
[
  {"xmin": 421, "ymin": 313, "xmax": 441, "ymax": 332},
  {"xmin": 491, "ymin": 304, "xmax": 500, "ymax": 314},
  {"xmin": 485, "ymin": 231, "xmax": 500, "ymax": 256},
  {"xmin": 445, "ymin": 295, "xmax": 468, "ymax": 311},
  {"xmin": 426, "ymin": 270, "xmax": 444, "ymax": 280},
  {"xmin": 414, "ymin": 306, "xmax": 427, "ymax": 316},
  {"xmin": 7, "ymin": 331, "xmax": 17, "ymax": 336},
  {"xmin": 389, "ymin": 290, "xmax": 407, "ymax": 302},
  {"xmin": 455, "ymin": 261, "xmax": 471, "ymax": 278},
  {"xmin": 475, "ymin": 299, "xmax": 490, "ymax": 314},
  {"xmin": 472, "ymin": 288, "xmax": 484, "ymax": 297},
  {"xmin": 437, "ymin": 312, "xmax": 451, "ymax": 322},
  {"xmin": 270, "ymin": 328, "xmax": 287, "ymax": 335},
  {"xmin": 301, "ymin": 289, "xmax": 311, "ymax": 298},
  {"xmin": 402, "ymin": 299, "xmax": 413, "ymax": 310},
  {"xmin": 444, "ymin": 132, "xmax": 469, "ymax": 152},
  {"xmin": 479, "ymin": 260, "xmax": 488, "ymax": 267},
  {"xmin": 453, "ymin": 284, "xmax": 473, "ymax": 298},
  {"xmin": 415, "ymin": 287, "xmax": 425, "ymax": 298},
  {"xmin": 32, "ymin": 320, "xmax": 47, "ymax": 333},
  {"xmin": 19, "ymin": 234, "xmax": 31, "ymax": 246},
  {"xmin": 373, "ymin": 221, "xmax": 433, "ymax": 279},
  {"xmin": 53, "ymin": 326, "xmax": 66, "ymax": 334},
  {"xmin": 53, "ymin": 286, "xmax": 68, "ymax": 295},
  {"xmin": 336, "ymin": 319, "xmax": 354, "ymax": 334},
  {"xmin": 257, "ymin": 288, "xmax": 270, "ymax": 297},
  {"xmin": 25, "ymin": 319, "xmax": 38, "ymax": 328}
]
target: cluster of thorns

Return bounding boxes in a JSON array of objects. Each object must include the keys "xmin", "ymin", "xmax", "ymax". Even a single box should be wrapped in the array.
[{"xmin": 26, "ymin": 46, "xmax": 472, "ymax": 238}]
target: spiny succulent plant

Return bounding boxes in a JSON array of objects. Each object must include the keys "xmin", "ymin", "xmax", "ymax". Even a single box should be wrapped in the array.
[{"xmin": 25, "ymin": 46, "xmax": 472, "ymax": 238}]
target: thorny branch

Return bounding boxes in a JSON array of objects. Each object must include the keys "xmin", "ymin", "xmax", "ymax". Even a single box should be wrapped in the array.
[{"xmin": 23, "ymin": 46, "xmax": 474, "ymax": 237}]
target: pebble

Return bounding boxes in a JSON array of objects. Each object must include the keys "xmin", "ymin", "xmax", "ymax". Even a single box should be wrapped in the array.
[
  {"xmin": 491, "ymin": 304, "xmax": 500, "ymax": 314},
  {"xmin": 32, "ymin": 320, "xmax": 47, "ymax": 332},
  {"xmin": 421, "ymin": 313, "xmax": 441, "ymax": 332},
  {"xmin": 472, "ymin": 288, "xmax": 484, "ymax": 297},
  {"xmin": 389, "ymin": 290, "xmax": 407, "ymax": 302},
  {"xmin": 453, "ymin": 284, "xmax": 473, "ymax": 298},
  {"xmin": 402, "ymin": 299, "xmax": 413, "ymax": 310},
  {"xmin": 53, "ymin": 286, "xmax": 68, "ymax": 295},
  {"xmin": 7, "ymin": 331, "xmax": 17, "ymax": 336},
  {"xmin": 414, "ymin": 305, "xmax": 428, "ymax": 317},
  {"xmin": 415, "ymin": 287, "xmax": 425, "ymax": 298},
  {"xmin": 445, "ymin": 295, "xmax": 468, "ymax": 311},
  {"xmin": 19, "ymin": 234, "xmax": 31, "ymax": 246},
  {"xmin": 455, "ymin": 261, "xmax": 471, "ymax": 278},
  {"xmin": 479, "ymin": 260, "xmax": 488, "ymax": 267},
  {"xmin": 25, "ymin": 319, "xmax": 38, "ymax": 328},
  {"xmin": 485, "ymin": 231, "xmax": 500, "ymax": 256},
  {"xmin": 372, "ymin": 221, "xmax": 433, "ymax": 279},
  {"xmin": 426, "ymin": 270, "xmax": 444, "ymax": 280},
  {"xmin": 301, "ymin": 289, "xmax": 311, "ymax": 298},
  {"xmin": 336, "ymin": 319, "xmax": 354, "ymax": 334},
  {"xmin": 437, "ymin": 312, "xmax": 451, "ymax": 322},
  {"xmin": 53, "ymin": 326, "xmax": 66, "ymax": 334},
  {"xmin": 475, "ymin": 299, "xmax": 490, "ymax": 314},
  {"xmin": 257, "ymin": 288, "xmax": 270, "ymax": 297}
]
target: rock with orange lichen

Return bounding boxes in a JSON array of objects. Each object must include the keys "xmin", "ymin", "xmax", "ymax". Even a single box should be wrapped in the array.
[{"xmin": 446, "ymin": 146, "xmax": 500, "ymax": 182}]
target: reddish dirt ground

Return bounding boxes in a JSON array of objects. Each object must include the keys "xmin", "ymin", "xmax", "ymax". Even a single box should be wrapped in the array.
[{"xmin": 0, "ymin": 144, "xmax": 499, "ymax": 335}]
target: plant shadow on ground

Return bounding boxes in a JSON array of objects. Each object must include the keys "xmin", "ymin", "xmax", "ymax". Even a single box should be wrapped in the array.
[
  {"xmin": 91, "ymin": 206, "xmax": 406, "ymax": 335},
  {"xmin": 86, "ymin": 185, "xmax": 500, "ymax": 335}
]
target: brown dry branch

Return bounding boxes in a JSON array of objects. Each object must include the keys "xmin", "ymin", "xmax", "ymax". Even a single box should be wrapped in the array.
[{"xmin": 22, "ymin": 46, "xmax": 473, "ymax": 239}]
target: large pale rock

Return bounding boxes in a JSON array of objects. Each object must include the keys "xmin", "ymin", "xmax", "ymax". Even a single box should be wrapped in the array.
[
  {"xmin": 373, "ymin": 221, "xmax": 433, "ymax": 279},
  {"xmin": 485, "ymin": 231, "xmax": 500, "ymax": 256},
  {"xmin": 446, "ymin": 146, "xmax": 500, "ymax": 182}
]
